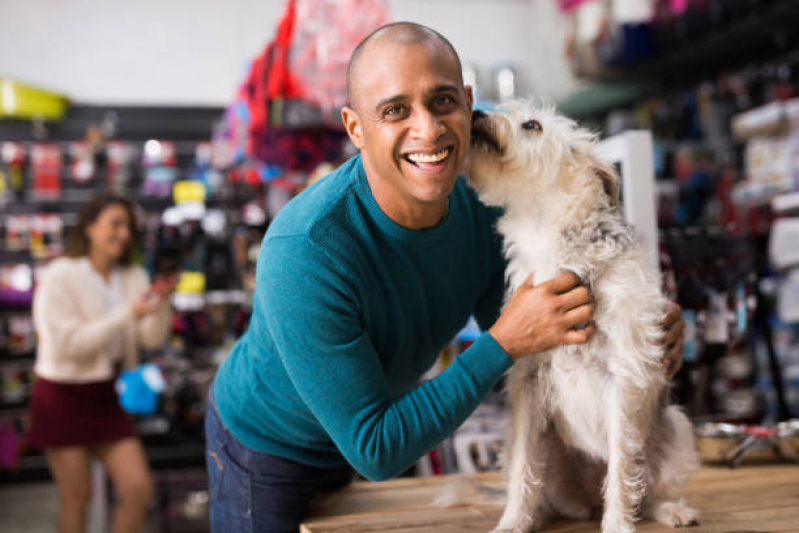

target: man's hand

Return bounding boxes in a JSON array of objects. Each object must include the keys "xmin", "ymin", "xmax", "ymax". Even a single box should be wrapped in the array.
[
  {"xmin": 489, "ymin": 272, "xmax": 596, "ymax": 361},
  {"xmin": 660, "ymin": 302, "xmax": 685, "ymax": 379}
]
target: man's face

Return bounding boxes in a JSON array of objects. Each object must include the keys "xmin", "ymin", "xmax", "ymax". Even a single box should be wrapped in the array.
[{"xmin": 342, "ymin": 39, "xmax": 473, "ymax": 219}]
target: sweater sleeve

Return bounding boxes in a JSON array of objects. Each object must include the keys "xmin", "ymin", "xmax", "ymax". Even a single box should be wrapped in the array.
[
  {"xmin": 474, "ymin": 264, "xmax": 506, "ymax": 332},
  {"xmin": 259, "ymin": 237, "xmax": 513, "ymax": 481},
  {"xmin": 474, "ymin": 216, "xmax": 508, "ymax": 331},
  {"xmin": 33, "ymin": 265, "xmax": 134, "ymax": 362}
]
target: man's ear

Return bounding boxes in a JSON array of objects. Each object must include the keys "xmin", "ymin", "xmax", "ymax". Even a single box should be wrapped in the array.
[
  {"xmin": 464, "ymin": 85, "xmax": 474, "ymax": 114},
  {"xmin": 341, "ymin": 106, "xmax": 364, "ymax": 150}
]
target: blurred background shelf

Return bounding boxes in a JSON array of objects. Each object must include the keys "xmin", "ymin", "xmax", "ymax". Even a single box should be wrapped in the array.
[{"xmin": 559, "ymin": 0, "xmax": 799, "ymax": 118}]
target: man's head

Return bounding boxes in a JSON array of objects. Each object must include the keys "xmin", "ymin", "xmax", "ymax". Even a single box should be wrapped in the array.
[{"xmin": 341, "ymin": 22, "xmax": 473, "ymax": 229}]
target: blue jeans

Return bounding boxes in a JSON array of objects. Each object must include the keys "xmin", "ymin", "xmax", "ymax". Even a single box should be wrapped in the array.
[{"xmin": 205, "ymin": 392, "xmax": 353, "ymax": 532}]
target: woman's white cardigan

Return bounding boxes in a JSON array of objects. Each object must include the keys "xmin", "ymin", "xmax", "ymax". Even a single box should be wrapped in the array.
[{"xmin": 33, "ymin": 257, "xmax": 171, "ymax": 383}]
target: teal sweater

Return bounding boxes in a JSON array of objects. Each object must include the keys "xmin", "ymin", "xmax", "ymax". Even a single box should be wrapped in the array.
[{"xmin": 212, "ymin": 155, "xmax": 512, "ymax": 481}]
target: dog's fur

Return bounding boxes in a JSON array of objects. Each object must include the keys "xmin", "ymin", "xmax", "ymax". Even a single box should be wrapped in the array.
[{"xmin": 467, "ymin": 101, "xmax": 700, "ymax": 533}]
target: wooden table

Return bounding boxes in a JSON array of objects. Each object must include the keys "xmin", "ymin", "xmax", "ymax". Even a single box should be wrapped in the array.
[{"xmin": 302, "ymin": 465, "xmax": 799, "ymax": 532}]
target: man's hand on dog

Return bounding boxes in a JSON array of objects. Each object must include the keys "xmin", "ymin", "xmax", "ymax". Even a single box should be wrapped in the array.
[
  {"xmin": 489, "ymin": 272, "xmax": 595, "ymax": 361},
  {"xmin": 660, "ymin": 302, "xmax": 685, "ymax": 379},
  {"xmin": 488, "ymin": 274, "xmax": 686, "ymax": 375}
]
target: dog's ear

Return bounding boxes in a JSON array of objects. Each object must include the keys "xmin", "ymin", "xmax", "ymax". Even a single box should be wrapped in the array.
[{"xmin": 595, "ymin": 163, "xmax": 620, "ymax": 209}]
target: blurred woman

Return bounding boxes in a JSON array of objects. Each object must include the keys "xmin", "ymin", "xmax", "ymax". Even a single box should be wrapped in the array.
[{"xmin": 27, "ymin": 194, "xmax": 176, "ymax": 533}]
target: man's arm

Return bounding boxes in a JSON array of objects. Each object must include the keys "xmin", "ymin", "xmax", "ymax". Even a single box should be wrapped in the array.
[{"xmin": 260, "ymin": 236, "xmax": 513, "ymax": 481}]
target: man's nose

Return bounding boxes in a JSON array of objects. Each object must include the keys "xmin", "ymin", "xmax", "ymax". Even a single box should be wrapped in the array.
[{"xmin": 410, "ymin": 108, "xmax": 445, "ymax": 140}]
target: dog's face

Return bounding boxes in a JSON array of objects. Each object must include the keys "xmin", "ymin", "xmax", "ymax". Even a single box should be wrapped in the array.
[{"xmin": 468, "ymin": 101, "xmax": 618, "ymax": 211}]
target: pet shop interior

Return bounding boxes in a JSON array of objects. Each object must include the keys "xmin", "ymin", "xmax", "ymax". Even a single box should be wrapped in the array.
[{"xmin": 1, "ymin": 1, "xmax": 799, "ymax": 532}]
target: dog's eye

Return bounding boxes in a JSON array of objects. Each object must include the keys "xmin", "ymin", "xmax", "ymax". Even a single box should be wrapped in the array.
[{"xmin": 522, "ymin": 120, "xmax": 543, "ymax": 132}]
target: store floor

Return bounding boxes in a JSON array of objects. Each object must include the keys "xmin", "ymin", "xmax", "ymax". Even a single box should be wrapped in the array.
[
  {"xmin": 0, "ymin": 482, "xmax": 164, "ymax": 532},
  {"xmin": 0, "ymin": 483, "xmax": 59, "ymax": 532}
]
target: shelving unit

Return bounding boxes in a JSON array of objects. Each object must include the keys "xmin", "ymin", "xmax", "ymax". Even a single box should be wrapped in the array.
[
  {"xmin": 0, "ymin": 103, "xmax": 258, "ymax": 493},
  {"xmin": 558, "ymin": 0, "xmax": 799, "ymax": 119}
]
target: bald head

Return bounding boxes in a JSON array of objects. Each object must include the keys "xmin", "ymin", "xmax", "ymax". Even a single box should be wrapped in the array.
[{"xmin": 346, "ymin": 22, "xmax": 463, "ymax": 110}]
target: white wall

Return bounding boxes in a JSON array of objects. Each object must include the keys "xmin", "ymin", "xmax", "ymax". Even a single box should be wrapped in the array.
[
  {"xmin": 0, "ymin": 0, "xmax": 576, "ymax": 106},
  {"xmin": 393, "ymin": 0, "xmax": 577, "ymax": 103},
  {"xmin": 526, "ymin": 0, "xmax": 579, "ymax": 100}
]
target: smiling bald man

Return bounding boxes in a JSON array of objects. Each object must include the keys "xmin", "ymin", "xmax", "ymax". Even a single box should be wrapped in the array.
[{"xmin": 205, "ymin": 22, "xmax": 685, "ymax": 533}]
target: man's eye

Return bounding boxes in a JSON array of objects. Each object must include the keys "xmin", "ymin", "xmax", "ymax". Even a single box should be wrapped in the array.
[
  {"xmin": 435, "ymin": 95, "xmax": 456, "ymax": 106},
  {"xmin": 385, "ymin": 105, "xmax": 404, "ymax": 116}
]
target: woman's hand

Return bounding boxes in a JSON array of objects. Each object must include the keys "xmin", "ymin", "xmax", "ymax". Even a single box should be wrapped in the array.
[
  {"xmin": 131, "ymin": 293, "xmax": 163, "ymax": 320},
  {"xmin": 660, "ymin": 302, "xmax": 685, "ymax": 379},
  {"xmin": 151, "ymin": 273, "xmax": 179, "ymax": 301}
]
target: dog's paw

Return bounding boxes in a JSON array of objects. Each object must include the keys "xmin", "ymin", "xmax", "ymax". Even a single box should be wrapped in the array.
[
  {"xmin": 601, "ymin": 513, "xmax": 636, "ymax": 533},
  {"xmin": 650, "ymin": 500, "xmax": 700, "ymax": 528},
  {"xmin": 491, "ymin": 515, "xmax": 543, "ymax": 533},
  {"xmin": 490, "ymin": 522, "xmax": 537, "ymax": 533},
  {"xmin": 490, "ymin": 527, "xmax": 535, "ymax": 533}
]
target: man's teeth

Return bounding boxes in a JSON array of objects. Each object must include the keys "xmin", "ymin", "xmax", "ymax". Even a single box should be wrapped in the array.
[{"xmin": 406, "ymin": 148, "xmax": 449, "ymax": 163}]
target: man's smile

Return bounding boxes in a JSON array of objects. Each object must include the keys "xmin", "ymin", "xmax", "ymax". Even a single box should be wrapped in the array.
[{"xmin": 401, "ymin": 145, "xmax": 453, "ymax": 172}]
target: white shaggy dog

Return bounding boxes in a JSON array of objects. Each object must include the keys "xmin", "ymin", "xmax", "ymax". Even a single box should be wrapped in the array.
[{"xmin": 467, "ymin": 102, "xmax": 700, "ymax": 533}]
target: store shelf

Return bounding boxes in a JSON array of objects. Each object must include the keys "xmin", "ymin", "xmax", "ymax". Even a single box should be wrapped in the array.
[
  {"xmin": 0, "ymin": 250, "xmax": 32, "ymax": 264},
  {"xmin": 732, "ymin": 97, "xmax": 799, "ymax": 141},
  {"xmin": 772, "ymin": 190, "xmax": 799, "ymax": 213},
  {"xmin": 0, "ymin": 104, "xmax": 223, "ymax": 143},
  {"xmin": 146, "ymin": 443, "xmax": 207, "ymax": 471},
  {"xmin": 0, "ymin": 350, "xmax": 35, "ymax": 363},
  {"xmin": 0, "ymin": 453, "xmax": 50, "ymax": 485},
  {"xmin": 0, "ymin": 399, "xmax": 29, "ymax": 412},
  {"xmin": 558, "ymin": 0, "xmax": 799, "ymax": 118},
  {"xmin": 558, "ymin": 80, "xmax": 656, "ymax": 121},
  {"xmin": 0, "ymin": 300, "xmax": 32, "ymax": 313},
  {"xmin": 732, "ymin": 181, "xmax": 788, "ymax": 207}
]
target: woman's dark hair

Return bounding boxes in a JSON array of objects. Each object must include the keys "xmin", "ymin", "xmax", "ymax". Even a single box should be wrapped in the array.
[{"xmin": 65, "ymin": 194, "xmax": 139, "ymax": 266}]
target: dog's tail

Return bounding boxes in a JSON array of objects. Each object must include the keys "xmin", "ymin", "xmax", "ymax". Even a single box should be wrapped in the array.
[{"xmin": 432, "ymin": 475, "xmax": 506, "ymax": 507}]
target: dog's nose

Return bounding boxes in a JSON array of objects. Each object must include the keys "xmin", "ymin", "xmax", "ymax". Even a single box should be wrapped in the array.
[{"xmin": 472, "ymin": 109, "xmax": 488, "ymax": 120}]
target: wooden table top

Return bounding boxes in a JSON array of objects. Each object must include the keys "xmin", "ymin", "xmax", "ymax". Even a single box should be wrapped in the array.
[{"xmin": 301, "ymin": 464, "xmax": 799, "ymax": 533}]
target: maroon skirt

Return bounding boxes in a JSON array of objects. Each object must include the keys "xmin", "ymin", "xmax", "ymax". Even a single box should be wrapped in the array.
[{"xmin": 26, "ymin": 375, "xmax": 136, "ymax": 449}]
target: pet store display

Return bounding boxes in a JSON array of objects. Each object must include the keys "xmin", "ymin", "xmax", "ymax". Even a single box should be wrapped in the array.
[
  {"xmin": 695, "ymin": 419, "xmax": 799, "ymax": 467},
  {"xmin": 0, "ymin": 264, "xmax": 33, "ymax": 308},
  {"xmin": 141, "ymin": 140, "xmax": 178, "ymax": 198},
  {"xmin": 289, "ymin": 0, "xmax": 391, "ymax": 120},
  {"xmin": 30, "ymin": 143, "xmax": 61, "ymax": 200},
  {"xmin": 0, "ymin": 142, "xmax": 26, "ymax": 207},
  {"xmin": 558, "ymin": 0, "xmax": 796, "ymax": 79},
  {"xmin": 659, "ymin": 227, "xmax": 759, "ymax": 419},
  {"xmin": 767, "ymin": 194, "xmax": 799, "ymax": 417},
  {"xmin": 0, "ymin": 133, "xmax": 266, "ymax": 491},
  {"xmin": 563, "ymin": 17, "xmax": 799, "ymax": 425},
  {"xmin": 559, "ymin": 0, "xmax": 658, "ymax": 77},
  {"xmin": 211, "ymin": 0, "xmax": 384, "ymax": 185}
]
